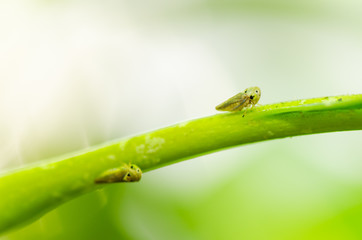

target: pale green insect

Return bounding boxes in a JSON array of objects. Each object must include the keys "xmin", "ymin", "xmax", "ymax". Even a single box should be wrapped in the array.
[
  {"xmin": 95, "ymin": 163, "xmax": 142, "ymax": 184},
  {"xmin": 215, "ymin": 86, "xmax": 261, "ymax": 112}
]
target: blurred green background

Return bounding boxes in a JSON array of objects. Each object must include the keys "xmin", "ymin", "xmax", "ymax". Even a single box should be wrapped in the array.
[{"xmin": 1, "ymin": 0, "xmax": 362, "ymax": 239}]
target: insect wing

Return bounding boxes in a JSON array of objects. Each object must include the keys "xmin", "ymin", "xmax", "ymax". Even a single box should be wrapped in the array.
[
  {"xmin": 216, "ymin": 93, "xmax": 247, "ymax": 111},
  {"xmin": 94, "ymin": 166, "xmax": 128, "ymax": 183}
]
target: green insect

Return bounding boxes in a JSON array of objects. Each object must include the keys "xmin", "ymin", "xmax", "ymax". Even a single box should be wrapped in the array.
[
  {"xmin": 215, "ymin": 86, "xmax": 261, "ymax": 112},
  {"xmin": 95, "ymin": 163, "xmax": 142, "ymax": 184}
]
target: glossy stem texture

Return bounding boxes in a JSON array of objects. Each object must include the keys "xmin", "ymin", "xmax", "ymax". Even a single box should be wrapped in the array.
[{"xmin": 0, "ymin": 94, "xmax": 362, "ymax": 234}]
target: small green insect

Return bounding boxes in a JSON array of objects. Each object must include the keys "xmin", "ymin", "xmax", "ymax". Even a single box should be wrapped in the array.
[
  {"xmin": 95, "ymin": 163, "xmax": 142, "ymax": 184},
  {"xmin": 215, "ymin": 86, "xmax": 261, "ymax": 112}
]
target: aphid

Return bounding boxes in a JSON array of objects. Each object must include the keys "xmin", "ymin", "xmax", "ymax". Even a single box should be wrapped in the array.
[
  {"xmin": 215, "ymin": 86, "xmax": 261, "ymax": 112},
  {"xmin": 95, "ymin": 163, "xmax": 142, "ymax": 184}
]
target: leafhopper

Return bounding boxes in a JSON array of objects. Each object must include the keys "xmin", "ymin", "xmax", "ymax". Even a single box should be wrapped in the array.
[
  {"xmin": 95, "ymin": 163, "xmax": 142, "ymax": 184},
  {"xmin": 215, "ymin": 86, "xmax": 261, "ymax": 112}
]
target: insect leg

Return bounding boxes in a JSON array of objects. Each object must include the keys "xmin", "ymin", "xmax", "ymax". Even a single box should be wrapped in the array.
[{"xmin": 242, "ymin": 104, "xmax": 253, "ymax": 117}]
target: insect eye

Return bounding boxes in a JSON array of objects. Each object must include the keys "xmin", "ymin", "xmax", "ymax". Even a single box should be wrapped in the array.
[
  {"xmin": 137, "ymin": 169, "xmax": 140, "ymax": 172},
  {"xmin": 130, "ymin": 165, "xmax": 134, "ymax": 169},
  {"xmin": 244, "ymin": 90, "xmax": 247, "ymax": 93},
  {"xmin": 255, "ymin": 90, "xmax": 258, "ymax": 93}
]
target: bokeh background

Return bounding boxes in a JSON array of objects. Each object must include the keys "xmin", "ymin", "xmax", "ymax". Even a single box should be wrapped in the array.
[{"xmin": 1, "ymin": 1, "xmax": 362, "ymax": 239}]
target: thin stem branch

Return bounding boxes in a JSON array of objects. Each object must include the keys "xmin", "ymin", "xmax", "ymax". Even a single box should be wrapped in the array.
[{"xmin": 0, "ymin": 94, "xmax": 361, "ymax": 234}]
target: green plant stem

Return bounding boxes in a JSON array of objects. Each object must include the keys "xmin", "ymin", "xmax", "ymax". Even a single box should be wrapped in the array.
[{"xmin": 0, "ymin": 94, "xmax": 362, "ymax": 234}]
